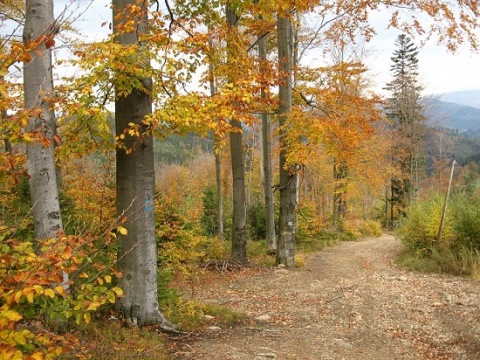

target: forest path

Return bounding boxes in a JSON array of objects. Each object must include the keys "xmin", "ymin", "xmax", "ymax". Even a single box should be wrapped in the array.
[{"xmin": 167, "ymin": 234, "xmax": 480, "ymax": 359}]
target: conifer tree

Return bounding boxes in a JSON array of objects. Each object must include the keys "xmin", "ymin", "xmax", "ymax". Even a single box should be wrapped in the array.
[{"xmin": 385, "ymin": 34, "xmax": 427, "ymax": 222}]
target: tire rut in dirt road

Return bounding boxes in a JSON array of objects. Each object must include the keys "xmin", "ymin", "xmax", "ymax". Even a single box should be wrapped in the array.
[{"xmin": 168, "ymin": 234, "xmax": 480, "ymax": 360}]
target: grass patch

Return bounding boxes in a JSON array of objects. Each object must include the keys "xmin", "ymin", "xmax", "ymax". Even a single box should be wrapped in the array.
[
  {"xmin": 162, "ymin": 297, "xmax": 246, "ymax": 331},
  {"xmin": 296, "ymin": 231, "xmax": 340, "ymax": 253},
  {"xmin": 60, "ymin": 315, "xmax": 169, "ymax": 360},
  {"xmin": 396, "ymin": 246, "xmax": 480, "ymax": 280},
  {"xmin": 200, "ymin": 303, "xmax": 247, "ymax": 324},
  {"xmin": 396, "ymin": 248, "xmax": 442, "ymax": 274},
  {"xmin": 60, "ymin": 301, "xmax": 246, "ymax": 359}
]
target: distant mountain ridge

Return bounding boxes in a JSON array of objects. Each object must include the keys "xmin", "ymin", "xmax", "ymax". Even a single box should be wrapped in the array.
[
  {"xmin": 436, "ymin": 90, "xmax": 480, "ymax": 110},
  {"xmin": 425, "ymin": 90, "xmax": 480, "ymax": 131}
]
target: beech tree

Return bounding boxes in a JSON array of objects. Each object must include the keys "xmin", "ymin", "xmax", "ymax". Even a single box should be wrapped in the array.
[
  {"xmin": 226, "ymin": 2, "xmax": 247, "ymax": 263},
  {"xmin": 23, "ymin": 0, "xmax": 64, "ymax": 241},
  {"xmin": 112, "ymin": 0, "xmax": 174, "ymax": 330},
  {"xmin": 276, "ymin": 9, "xmax": 296, "ymax": 266},
  {"xmin": 207, "ymin": 26, "xmax": 225, "ymax": 241},
  {"xmin": 258, "ymin": 20, "xmax": 276, "ymax": 253}
]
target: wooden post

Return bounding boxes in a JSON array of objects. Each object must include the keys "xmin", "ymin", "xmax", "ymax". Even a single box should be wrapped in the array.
[{"xmin": 437, "ymin": 160, "xmax": 456, "ymax": 246}]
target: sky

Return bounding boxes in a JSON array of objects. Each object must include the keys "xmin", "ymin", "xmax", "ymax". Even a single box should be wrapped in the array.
[
  {"xmin": 365, "ymin": 20, "xmax": 480, "ymax": 97},
  {"xmin": 59, "ymin": 0, "xmax": 480, "ymax": 97}
]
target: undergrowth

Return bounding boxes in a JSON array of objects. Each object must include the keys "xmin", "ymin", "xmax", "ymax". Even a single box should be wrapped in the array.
[{"xmin": 397, "ymin": 189, "xmax": 480, "ymax": 280}]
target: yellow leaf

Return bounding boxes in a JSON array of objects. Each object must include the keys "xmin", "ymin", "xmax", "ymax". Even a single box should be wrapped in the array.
[
  {"xmin": 86, "ymin": 302, "xmax": 100, "ymax": 311},
  {"xmin": 83, "ymin": 312, "xmax": 91, "ymax": 324},
  {"xmin": 117, "ymin": 226, "xmax": 128, "ymax": 235},
  {"xmin": 30, "ymin": 351, "xmax": 44, "ymax": 360},
  {"xmin": 26, "ymin": 291, "xmax": 34, "ymax": 303},
  {"xmin": 111, "ymin": 287, "xmax": 123, "ymax": 296},
  {"xmin": 54, "ymin": 285, "xmax": 64, "ymax": 295},
  {"xmin": 44, "ymin": 288, "xmax": 55, "ymax": 299},
  {"xmin": 33, "ymin": 285, "xmax": 44, "ymax": 295},
  {"xmin": 79, "ymin": 272, "xmax": 89, "ymax": 278},
  {"xmin": 104, "ymin": 275, "xmax": 112, "ymax": 283},
  {"xmin": 1, "ymin": 309, "xmax": 22, "ymax": 322},
  {"xmin": 13, "ymin": 291, "xmax": 22, "ymax": 304}
]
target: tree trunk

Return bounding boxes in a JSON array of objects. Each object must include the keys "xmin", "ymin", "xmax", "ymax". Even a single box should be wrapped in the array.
[
  {"xmin": 208, "ymin": 31, "xmax": 225, "ymax": 241},
  {"xmin": 333, "ymin": 159, "xmax": 347, "ymax": 225},
  {"xmin": 112, "ymin": 0, "xmax": 175, "ymax": 330},
  {"xmin": 23, "ymin": 0, "xmax": 63, "ymax": 240},
  {"xmin": 258, "ymin": 23, "xmax": 276, "ymax": 253},
  {"xmin": 229, "ymin": 119, "xmax": 247, "ymax": 262},
  {"xmin": 215, "ymin": 151, "xmax": 224, "ymax": 240},
  {"xmin": 1, "ymin": 106, "xmax": 12, "ymax": 153},
  {"xmin": 276, "ymin": 12, "xmax": 296, "ymax": 267},
  {"xmin": 226, "ymin": 3, "xmax": 247, "ymax": 263}
]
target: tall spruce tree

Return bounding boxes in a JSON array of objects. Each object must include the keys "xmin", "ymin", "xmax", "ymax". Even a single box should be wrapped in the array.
[{"xmin": 385, "ymin": 34, "xmax": 427, "ymax": 223}]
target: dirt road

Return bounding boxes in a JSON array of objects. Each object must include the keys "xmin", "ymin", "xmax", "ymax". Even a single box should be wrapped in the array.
[{"xmin": 168, "ymin": 234, "xmax": 480, "ymax": 359}]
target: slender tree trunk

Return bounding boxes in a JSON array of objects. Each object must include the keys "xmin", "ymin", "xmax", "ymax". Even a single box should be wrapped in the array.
[
  {"xmin": 276, "ymin": 12, "xmax": 296, "ymax": 267},
  {"xmin": 1, "ymin": 107, "xmax": 12, "ymax": 153},
  {"xmin": 258, "ymin": 23, "xmax": 276, "ymax": 253},
  {"xmin": 208, "ymin": 33, "xmax": 225, "ymax": 241},
  {"xmin": 112, "ymin": 0, "xmax": 174, "ymax": 330},
  {"xmin": 226, "ymin": 3, "xmax": 247, "ymax": 263},
  {"xmin": 333, "ymin": 160, "xmax": 348, "ymax": 225},
  {"xmin": 23, "ymin": 0, "xmax": 63, "ymax": 240},
  {"xmin": 229, "ymin": 118, "xmax": 247, "ymax": 262},
  {"xmin": 215, "ymin": 151, "xmax": 224, "ymax": 240}
]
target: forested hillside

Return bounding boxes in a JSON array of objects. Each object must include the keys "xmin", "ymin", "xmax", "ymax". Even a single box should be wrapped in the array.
[
  {"xmin": 1, "ymin": 1, "xmax": 480, "ymax": 359},
  {"xmin": 426, "ymin": 97, "xmax": 480, "ymax": 132},
  {"xmin": 438, "ymin": 89, "xmax": 480, "ymax": 109}
]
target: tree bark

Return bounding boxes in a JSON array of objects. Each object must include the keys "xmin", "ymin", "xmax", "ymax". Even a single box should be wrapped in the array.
[
  {"xmin": 226, "ymin": 3, "xmax": 247, "ymax": 263},
  {"xmin": 333, "ymin": 159, "xmax": 347, "ymax": 225},
  {"xmin": 229, "ymin": 119, "xmax": 247, "ymax": 262},
  {"xmin": 215, "ymin": 151, "xmax": 225, "ymax": 240},
  {"xmin": 112, "ymin": 0, "xmax": 175, "ymax": 330},
  {"xmin": 208, "ymin": 30, "xmax": 225, "ymax": 241},
  {"xmin": 258, "ymin": 22, "xmax": 276, "ymax": 253},
  {"xmin": 276, "ymin": 12, "xmax": 296, "ymax": 267},
  {"xmin": 23, "ymin": 0, "xmax": 63, "ymax": 240}
]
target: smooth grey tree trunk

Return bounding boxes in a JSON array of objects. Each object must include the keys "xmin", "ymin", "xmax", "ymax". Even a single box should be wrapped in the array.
[
  {"xmin": 226, "ymin": 3, "xmax": 247, "ymax": 263},
  {"xmin": 23, "ymin": 0, "xmax": 63, "ymax": 240},
  {"xmin": 258, "ymin": 25, "xmax": 276, "ymax": 253},
  {"xmin": 276, "ymin": 12, "xmax": 296, "ymax": 267},
  {"xmin": 112, "ymin": 0, "xmax": 175, "ymax": 330},
  {"xmin": 229, "ymin": 119, "xmax": 247, "ymax": 262},
  {"xmin": 208, "ymin": 31, "xmax": 225, "ymax": 241}
]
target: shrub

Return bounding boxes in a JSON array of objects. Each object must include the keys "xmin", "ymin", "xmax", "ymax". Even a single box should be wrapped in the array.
[
  {"xmin": 248, "ymin": 201, "xmax": 266, "ymax": 240},
  {"xmin": 398, "ymin": 189, "xmax": 480, "ymax": 277},
  {"xmin": 200, "ymin": 185, "xmax": 219, "ymax": 237},
  {"xmin": 397, "ymin": 193, "xmax": 450, "ymax": 253},
  {"xmin": 450, "ymin": 191, "xmax": 480, "ymax": 250},
  {"xmin": 357, "ymin": 219, "xmax": 382, "ymax": 237},
  {"xmin": 0, "ymin": 226, "xmax": 123, "ymax": 359},
  {"xmin": 156, "ymin": 198, "xmax": 206, "ymax": 276}
]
